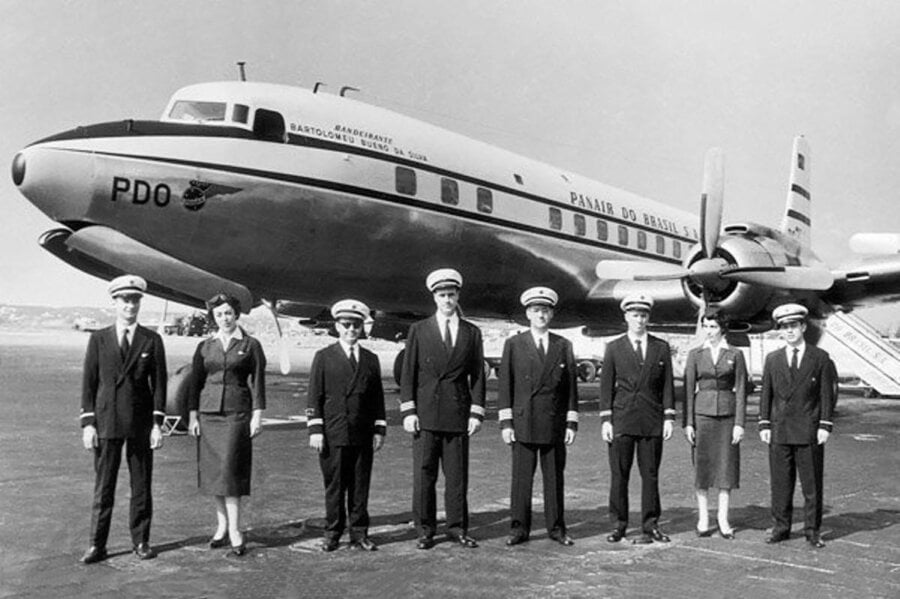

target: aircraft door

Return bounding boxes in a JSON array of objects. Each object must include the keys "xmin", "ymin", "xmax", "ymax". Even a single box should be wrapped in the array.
[{"xmin": 253, "ymin": 108, "xmax": 286, "ymax": 142}]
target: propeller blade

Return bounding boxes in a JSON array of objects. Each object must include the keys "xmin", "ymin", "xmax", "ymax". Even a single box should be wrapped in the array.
[
  {"xmin": 595, "ymin": 260, "xmax": 688, "ymax": 281},
  {"xmin": 721, "ymin": 266, "xmax": 834, "ymax": 290},
  {"xmin": 263, "ymin": 300, "xmax": 291, "ymax": 374},
  {"xmin": 700, "ymin": 148, "xmax": 724, "ymax": 259}
]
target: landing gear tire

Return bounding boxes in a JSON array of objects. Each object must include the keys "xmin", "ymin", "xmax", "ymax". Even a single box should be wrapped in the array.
[{"xmin": 577, "ymin": 360, "xmax": 597, "ymax": 383}]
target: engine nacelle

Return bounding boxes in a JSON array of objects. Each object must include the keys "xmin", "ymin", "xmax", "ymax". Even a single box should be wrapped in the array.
[{"xmin": 681, "ymin": 233, "xmax": 785, "ymax": 319}]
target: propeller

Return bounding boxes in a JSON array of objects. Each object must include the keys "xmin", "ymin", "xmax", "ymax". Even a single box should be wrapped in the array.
[
  {"xmin": 263, "ymin": 299, "xmax": 292, "ymax": 375},
  {"xmin": 595, "ymin": 147, "xmax": 834, "ymax": 292}
]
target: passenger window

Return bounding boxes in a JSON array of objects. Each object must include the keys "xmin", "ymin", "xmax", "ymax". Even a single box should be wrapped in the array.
[
  {"xmin": 618, "ymin": 225, "xmax": 629, "ymax": 245},
  {"xmin": 253, "ymin": 108, "xmax": 285, "ymax": 142},
  {"xmin": 574, "ymin": 214, "xmax": 586, "ymax": 236},
  {"xmin": 477, "ymin": 188, "xmax": 493, "ymax": 213},
  {"xmin": 656, "ymin": 235, "xmax": 665, "ymax": 254},
  {"xmin": 514, "ymin": 174, "xmax": 524, "ymax": 185},
  {"xmin": 233, "ymin": 104, "xmax": 249, "ymax": 124},
  {"xmin": 596, "ymin": 219, "xmax": 608, "ymax": 241},
  {"xmin": 673, "ymin": 241, "xmax": 682, "ymax": 259},
  {"xmin": 638, "ymin": 231, "xmax": 647, "ymax": 250},
  {"xmin": 441, "ymin": 178, "xmax": 459, "ymax": 205},
  {"xmin": 549, "ymin": 207, "xmax": 562, "ymax": 230},
  {"xmin": 396, "ymin": 167, "xmax": 417, "ymax": 195}
]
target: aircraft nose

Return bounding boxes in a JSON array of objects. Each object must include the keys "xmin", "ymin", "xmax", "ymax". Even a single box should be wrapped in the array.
[{"xmin": 11, "ymin": 151, "xmax": 26, "ymax": 186}]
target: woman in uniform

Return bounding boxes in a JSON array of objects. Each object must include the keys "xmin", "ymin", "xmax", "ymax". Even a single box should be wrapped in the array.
[
  {"xmin": 188, "ymin": 293, "xmax": 266, "ymax": 556},
  {"xmin": 683, "ymin": 310, "xmax": 747, "ymax": 539}
]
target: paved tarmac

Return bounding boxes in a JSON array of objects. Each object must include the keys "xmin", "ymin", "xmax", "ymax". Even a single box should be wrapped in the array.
[{"xmin": 1, "ymin": 330, "xmax": 898, "ymax": 598}]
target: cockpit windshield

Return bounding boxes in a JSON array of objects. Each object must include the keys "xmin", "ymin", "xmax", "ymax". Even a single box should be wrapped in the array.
[{"xmin": 168, "ymin": 101, "xmax": 228, "ymax": 123}]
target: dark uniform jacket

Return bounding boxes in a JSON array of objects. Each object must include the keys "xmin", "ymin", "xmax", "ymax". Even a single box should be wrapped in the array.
[
  {"xmin": 497, "ymin": 331, "xmax": 578, "ymax": 444},
  {"xmin": 80, "ymin": 324, "xmax": 167, "ymax": 439},
  {"xmin": 683, "ymin": 345, "xmax": 747, "ymax": 428},
  {"xmin": 306, "ymin": 343, "xmax": 387, "ymax": 446},
  {"xmin": 759, "ymin": 344, "xmax": 835, "ymax": 445},
  {"xmin": 599, "ymin": 334, "xmax": 675, "ymax": 437},
  {"xmin": 188, "ymin": 331, "xmax": 266, "ymax": 414},
  {"xmin": 400, "ymin": 316, "xmax": 486, "ymax": 433}
]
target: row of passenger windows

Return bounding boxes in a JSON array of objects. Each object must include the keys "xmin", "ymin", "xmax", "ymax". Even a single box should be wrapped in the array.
[{"xmin": 395, "ymin": 167, "xmax": 681, "ymax": 259}]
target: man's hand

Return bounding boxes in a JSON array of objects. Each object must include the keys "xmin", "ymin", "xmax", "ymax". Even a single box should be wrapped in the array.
[
  {"xmin": 467, "ymin": 417, "xmax": 482, "ymax": 437},
  {"xmin": 150, "ymin": 425, "xmax": 163, "ymax": 450},
  {"xmin": 373, "ymin": 434, "xmax": 384, "ymax": 452},
  {"xmin": 684, "ymin": 425, "xmax": 695, "ymax": 445},
  {"xmin": 731, "ymin": 425, "xmax": 744, "ymax": 445},
  {"xmin": 817, "ymin": 429, "xmax": 830, "ymax": 445},
  {"xmin": 501, "ymin": 428, "xmax": 516, "ymax": 445},
  {"xmin": 82, "ymin": 424, "xmax": 98, "ymax": 450},
  {"xmin": 188, "ymin": 412, "xmax": 200, "ymax": 437},
  {"xmin": 249, "ymin": 414, "xmax": 263, "ymax": 438},
  {"xmin": 663, "ymin": 420, "xmax": 673, "ymax": 440},
  {"xmin": 309, "ymin": 433, "xmax": 324, "ymax": 452},
  {"xmin": 759, "ymin": 429, "xmax": 771, "ymax": 444},
  {"xmin": 601, "ymin": 421, "xmax": 613, "ymax": 443},
  {"xmin": 403, "ymin": 415, "xmax": 420, "ymax": 434},
  {"xmin": 564, "ymin": 428, "xmax": 576, "ymax": 445}
]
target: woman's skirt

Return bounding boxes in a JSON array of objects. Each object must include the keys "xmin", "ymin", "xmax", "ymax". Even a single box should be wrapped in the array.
[
  {"xmin": 694, "ymin": 414, "xmax": 740, "ymax": 490},
  {"xmin": 198, "ymin": 411, "xmax": 252, "ymax": 496}
]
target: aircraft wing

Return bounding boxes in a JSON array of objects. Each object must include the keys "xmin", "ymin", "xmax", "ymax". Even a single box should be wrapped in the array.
[
  {"xmin": 40, "ymin": 226, "xmax": 254, "ymax": 311},
  {"xmin": 828, "ymin": 254, "xmax": 900, "ymax": 308}
]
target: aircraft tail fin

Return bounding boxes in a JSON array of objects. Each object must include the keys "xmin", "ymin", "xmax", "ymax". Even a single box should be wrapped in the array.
[{"xmin": 780, "ymin": 135, "xmax": 812, "ymax": 248}]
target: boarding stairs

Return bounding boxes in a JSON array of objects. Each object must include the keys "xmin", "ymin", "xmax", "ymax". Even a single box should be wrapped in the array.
[{"xmin": 819, "ymin": 311, "xmax": 900, "ymax": 397}]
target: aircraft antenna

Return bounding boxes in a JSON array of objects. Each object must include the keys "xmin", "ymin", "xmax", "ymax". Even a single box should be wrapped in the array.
[
  {"xmin": 237, "ymin": 61, "xmax": 247, "ymax": 82},
  {"xmin": 340, "ymin": 86, "xmax": 360, "ymax": 97},
  {"xmin": 313, "ymin": 82, "xmax": 326, "ymax": 94}
]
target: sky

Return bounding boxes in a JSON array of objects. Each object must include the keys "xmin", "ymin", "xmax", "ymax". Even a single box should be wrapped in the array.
[{"xmin": 2, "ymin": 0, "xmax": 899, "ymax": 325}]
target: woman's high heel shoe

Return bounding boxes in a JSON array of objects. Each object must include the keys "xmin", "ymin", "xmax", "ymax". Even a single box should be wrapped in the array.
[{"xmin": 208, "ymin": 535, "xmax": 228, "ymax": 549}]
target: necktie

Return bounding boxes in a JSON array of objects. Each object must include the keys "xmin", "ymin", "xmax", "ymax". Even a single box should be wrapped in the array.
[
  {"xmin": 537, "ymin": 338, "xmax": 546, "ymax": 361},
  {"xmin": 790, "ymin": 347, "xmax": 798, "ymax": 375},
  {"xmin": 120, "ymin": 329, "xmax": 130, "ymax": 360},
  {"xmin": 444, "ymin": 320, "xmax": 453, "ymax": 355},
  {"xmin": 349, "ymin": 346, "xmax": 358, "ymax": 371},
  {"xmin": 635, "ymin": 339, "xmax": 644, "ymax": 368}
]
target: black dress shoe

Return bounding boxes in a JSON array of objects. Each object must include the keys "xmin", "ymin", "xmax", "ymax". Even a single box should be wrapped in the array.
[
  {"xmin": 320, "ymin": 538, "xmax": 340, "ymax": 552},
  {"xmin": 606, "ymin": 529, "xmax": 626, "ymax": 543},
  {"xmin": 450, "ymin": 534, "xmax": 478, "ymax": 548},
  {"xmin": 133, "ymin": 543, "xmax": 157, "ymax": 560},
  {"xmin": 648, "ymin": 528, "xmax": 670, "ymax": 543},
  {"xmin": 227, "ymin": 543, "xmax": 246, "ymax": 557},
  {"xmin": 719, "ymin": 529, "xmax": 735, "ymax": 540},
  {"xmin": 696, "ymin": 526, "xmax": 715, "ymax": 538},
  {"xmin": 350, "ymin": 537, "xmax": 378, "ymax": 551},
  {"xmin": 765, "ymin": 532, "xmax": 790, "ymax": 544},
  {"xmin": 549, "ymin": 532, "xmax": 575, "ymax": 546},
  {"xmin": 416, "ymin": 537, "xmax": 435, "ymax": 550},
  {"xmin": 81, "ymin": 546, "xmax": 108, "ymax": 564},
  {"xmin": 806, "ymin": 534, "xmax": 825, "ymax": 549},
  {"xmin": 506, "ymin": 533, "xmax": 528, "ymax": 546},
  {"xmin": 208, "ymin": 535, "xmax": 228, "ymax": 549}
]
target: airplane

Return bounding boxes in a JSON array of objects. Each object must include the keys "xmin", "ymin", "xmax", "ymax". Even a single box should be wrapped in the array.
[{"xmin": 11, "ymin": 76, "xmax": 900, "ymax": 390}]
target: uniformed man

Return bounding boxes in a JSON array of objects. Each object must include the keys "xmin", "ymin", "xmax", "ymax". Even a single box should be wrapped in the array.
[
  {"xmin": 498, "ymin": 286, "xmax": 578, "ymax": 547},
  {"xmin": 759, "ymin": 303, "xmax": 834, "ymax": 549},
  {"xmin": 307, "ymin": 299, "xmax": 386, "ymax": 552},
  {"xmin": 400, "ymin": 268, "xmax": 486, "ymax": 549},
  {"xmin": 599, "ymin": 293, "xmax": 675, "ymax": 544},
  {"xmin": 79, "ymin": 275, "xmax": 167, "ymax": 564}
]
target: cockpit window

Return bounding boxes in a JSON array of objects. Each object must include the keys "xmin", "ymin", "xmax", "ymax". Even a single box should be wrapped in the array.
[
  {"xmin": 168, "ymin": 101, "xmax": 227, "ymax": 123},
  {"xmin": 233, "ymin": 104, "xmax": 249, "ymax": 124}
]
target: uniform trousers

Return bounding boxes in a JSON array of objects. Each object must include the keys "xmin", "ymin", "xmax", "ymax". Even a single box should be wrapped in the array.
[
  {"xmin": 768, "ymin": 442, "xmax": 824, "ymax": 536},
  {"xmin": 90, "ymin": 436, "xmax": 153, "ymax": 548},
  {"xmin": 319, "ymin": 444, "xmax": 374, "ymax": 541},
  {"xmin": 413, "ymin": 430, "xmax": 469, "ymax": 539},
  {"xmin": 608, "ymin": 434, "xmax": 663, "ymax": 532},
  {"xmin": 510, "ymin": 441, "xmax": 566, "ymax": 536}
]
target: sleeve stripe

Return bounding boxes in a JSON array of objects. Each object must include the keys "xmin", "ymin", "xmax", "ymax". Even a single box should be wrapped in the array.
[
  {"xmin": 758, "ymin": 419, "xmax": 771, "ymax": 425},
  {"xmin": 153, "ymin": 410, "xmax": 167, "ymax": 416},
  {"xmin": 566, "ymin": 411, "xmax": 579, "ymax": 423},
  {"xmin": 599, "ymin": 410, "xmax": 612, "ymax": 417},
  {"xmin": 470, "ymin": 405, "xmax": 485, "ymax": 416},
  {"xmin": 307, "ymin": 418, "xmax": 324, "ymax": 427},
  {"xmin": 498, "ymin": 408, "xmax": 512, "ymax": 420},
  {"xmin": 374, "ymin": 419, "xmax": 387, "ymax": 427},
  {"xmin": 400, "ymin": 401, "xmax": 416, "ymax": 412},
  {"xmin": 79, "ymin": 412, "xmax": 95, "ymax": 419},
  {"xmin": 664, "ymin": 409, "xmax": 676, "ymax": 415},
  {"xmin": 819, "ymin": 420, "xmax": 833, "ymax": 426}
]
